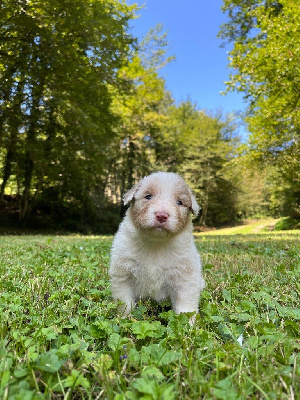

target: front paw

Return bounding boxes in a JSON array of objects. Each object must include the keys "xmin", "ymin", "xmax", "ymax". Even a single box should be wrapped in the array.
[
  {"xmin": 188, "ymin": 313, "xmax": 196, "ymax": 326},
  {"xmin": 116, "ymin": 301, "xmax": 134, "ymax": 317}
]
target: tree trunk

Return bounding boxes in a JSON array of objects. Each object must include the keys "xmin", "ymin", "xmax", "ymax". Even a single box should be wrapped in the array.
[
  {"xmin": 199, "ymin": 204, "xmax": 208, "ymax": 226},
  {"xmin": 199, "ymin": 185, "xmax": 210, "ymax": 226},
  {"xmin": 127, "ymin": 138, "xmax": 135, "ymax": 189},
  {"xmin": 0, "ymin": 78, "xmax": 25, "ymax": 200},
  {"xmin": 0, "ymin": 66, "xmax": 17, "ymax": 143},
  {"xmin": 20, "ymin": 83, "xmax": 44, "ymax": 222},
  {"xmin": 0, "ymin": 144, "xmax": 15, "ymax": 199}
]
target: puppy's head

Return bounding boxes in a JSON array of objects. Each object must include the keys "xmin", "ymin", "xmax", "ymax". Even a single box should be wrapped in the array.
[{"xmin": 123, "ymin": 172, "xmax": 200, "ymax": 235}]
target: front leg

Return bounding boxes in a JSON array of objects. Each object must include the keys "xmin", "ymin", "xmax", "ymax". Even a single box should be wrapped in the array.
[
  {"xmin": 170, "ymin": 283, "xmax": 200, "ymax": 325},
  {"xmin": 171, "ymin": 285, "xmax": 200, "ymax": 314},
  {"xmin": 170, "ymin": 274, "xmax": 205, "ymax": 316},
  {"xmin": 110, "ymin": 269, "xmax": 136, "ymax": 316}
]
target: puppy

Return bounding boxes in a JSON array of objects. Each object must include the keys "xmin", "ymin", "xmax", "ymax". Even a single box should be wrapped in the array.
[{"xmin": 109, "ymin": 172, "xmax": 205, "ymax": 319}]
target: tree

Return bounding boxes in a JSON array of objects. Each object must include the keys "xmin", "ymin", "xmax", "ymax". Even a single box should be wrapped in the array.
[
  {"xmin": 225, "ymin": 154, "xmax": 271, "ymax": 218},
  {"xmin": 104, "ymin": 25, "xmax": 174, "ymax": 208},
  {"xmin": 0, "ymin": 0, "xmax": 137, "ymax": 223},
  {"xmin": 219, "ymin": 0, "xmax": 300, "ymax": 219},
  {"xmin": 157, "ymin": 101, "xmax": 240, "ymax": 225}
]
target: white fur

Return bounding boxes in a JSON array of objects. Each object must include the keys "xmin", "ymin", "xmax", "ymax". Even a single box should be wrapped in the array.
[{"xmin": 109, "ymin": 172, "xmax": 205, "ymax": 317}]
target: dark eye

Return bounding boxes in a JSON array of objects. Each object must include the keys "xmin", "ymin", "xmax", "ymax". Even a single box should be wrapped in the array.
[
  {"xmin": 145, "ymin": 194, "xmax": 152, "ymax": 200},
  {"xmin": 176, "ymin": 200, "xmax": 183, "ymax": 206}
]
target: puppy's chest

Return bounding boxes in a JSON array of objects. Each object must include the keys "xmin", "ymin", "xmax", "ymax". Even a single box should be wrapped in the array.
[
  {"xmin": 131, "ymin": 249, "xmax": 174, "ymax": 297},
  {"xmin": 134, "ymin": 250, "xmax": 171, "ymax": 275}
]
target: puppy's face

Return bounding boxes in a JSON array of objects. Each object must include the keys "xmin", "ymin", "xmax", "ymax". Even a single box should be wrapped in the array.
[{"xmin": 124, "ymin": 172, "xmax": 199, "ymax": 235}]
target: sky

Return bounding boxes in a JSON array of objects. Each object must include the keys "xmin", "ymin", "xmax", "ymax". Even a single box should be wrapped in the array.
[{"xmin": 130, "ymin": 0, "xmax": 248, "ymax": 139}]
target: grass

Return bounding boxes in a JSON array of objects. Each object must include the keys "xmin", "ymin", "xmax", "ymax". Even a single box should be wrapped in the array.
[
  {"xmin": 197, "ymin": 218, "xmax": 279, "ymax": 236},
  {"xmin": 0, "ymin": 230, "xmax": 299, "ymax": 399}
]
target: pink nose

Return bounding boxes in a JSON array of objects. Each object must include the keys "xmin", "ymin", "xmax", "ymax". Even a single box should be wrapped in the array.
[{"xmin": 155, "ymin": 212, "xmax": 169, "ymax": 223}]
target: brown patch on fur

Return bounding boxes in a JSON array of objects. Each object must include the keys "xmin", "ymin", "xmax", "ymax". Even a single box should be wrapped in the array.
[
  {"xmin": 123, "ymin": 182, "xmax": 141, "ymax": 205},
  {"xmin": 174, "ymin": 188, "xmax": 193, "ymax": 209},
  {"xmin": 129, "ymin": 199, "xmax": 153, "ymax": 230},
  {"xmin": 129, "ymin": 178, "xmax": 162, "ymax": 230},
  {"xmin": 173, "ymin": 204, "xmax": 190, "ymax": 233},
  {"xmin": 138, "ymin": 181, "xmax": 161, "ymax": 199},
  {"xmin": 171, "ymin": 180, "xmax": 193, "ymax": 232}
]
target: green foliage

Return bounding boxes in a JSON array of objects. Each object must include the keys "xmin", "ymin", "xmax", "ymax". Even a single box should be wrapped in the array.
[
  {"xmin": 140, "ymin": 23, "xmax": 176, "ymax": 70},
  {"xmin": 158, "ymin": 102, "xmax": 240, "ymax": 225},
  {"xmin": 0, "ymin": 0, "xmax": 137, "ymax": 222},
  {"xmin": 220, "ymin": 0, "xmax": 300, "ymax": 135},
  {"xmin": 106, "ymin": 53, "xmax": 169, "ymax": 198},
  {"xmin": 1, "ymin": 0, "xmax": 298, "ymax": 229},
  {"xmin": 219, "ymin": 0, "xmax": 300, "ymax": 220},
  {"xmin": 0, "ymin": 233, "xmax": 299, "ymax": 398},
  {"xmin": 0, "ymin": 1, "xmax": 243, "ymax": 229},
  {"xmin": 106, "ymin": 79, "xmax": 240, "ymax": 226},
  {"xmin": 274, "ymin": 217, "xmax": 300, "ymax": 231}
]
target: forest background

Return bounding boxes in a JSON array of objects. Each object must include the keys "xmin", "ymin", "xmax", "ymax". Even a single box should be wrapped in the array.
[{"xmin": 0, "ymin": 0, "xmax": 299, "ymax": 233}]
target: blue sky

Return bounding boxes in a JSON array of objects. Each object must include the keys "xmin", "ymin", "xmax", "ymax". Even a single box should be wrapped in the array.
[{"xmin": 130, "ymin": 0, "xmax": 248, "ymax": 139}]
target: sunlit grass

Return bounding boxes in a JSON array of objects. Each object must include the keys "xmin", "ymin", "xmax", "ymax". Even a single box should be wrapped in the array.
[
  {"xmin": 195, "ymin": 218, "xmax": 280, "ymax": 236},
  {"xmin": 0, "ymin": 231, "xmax": 299, "ymax": 399}
]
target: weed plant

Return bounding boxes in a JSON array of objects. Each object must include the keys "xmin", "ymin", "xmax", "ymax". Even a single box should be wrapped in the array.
[{"xmin": 0, "ymin": 231, "xmax": 299, "ymax": 399}]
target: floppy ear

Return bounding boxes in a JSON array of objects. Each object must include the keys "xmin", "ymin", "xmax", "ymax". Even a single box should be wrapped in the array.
[
  {"xmin": 123, "ymin": 182, "xmax": 142, "ymax": 205},
  {"xmin": 188, "ymin": 188, "xmax": 200, "ymax": 216}
]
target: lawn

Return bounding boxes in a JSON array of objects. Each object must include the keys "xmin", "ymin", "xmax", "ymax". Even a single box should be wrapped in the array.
[{"xmin": 0, "ymin": 230, "xmax": 299, "ymax": 399}]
